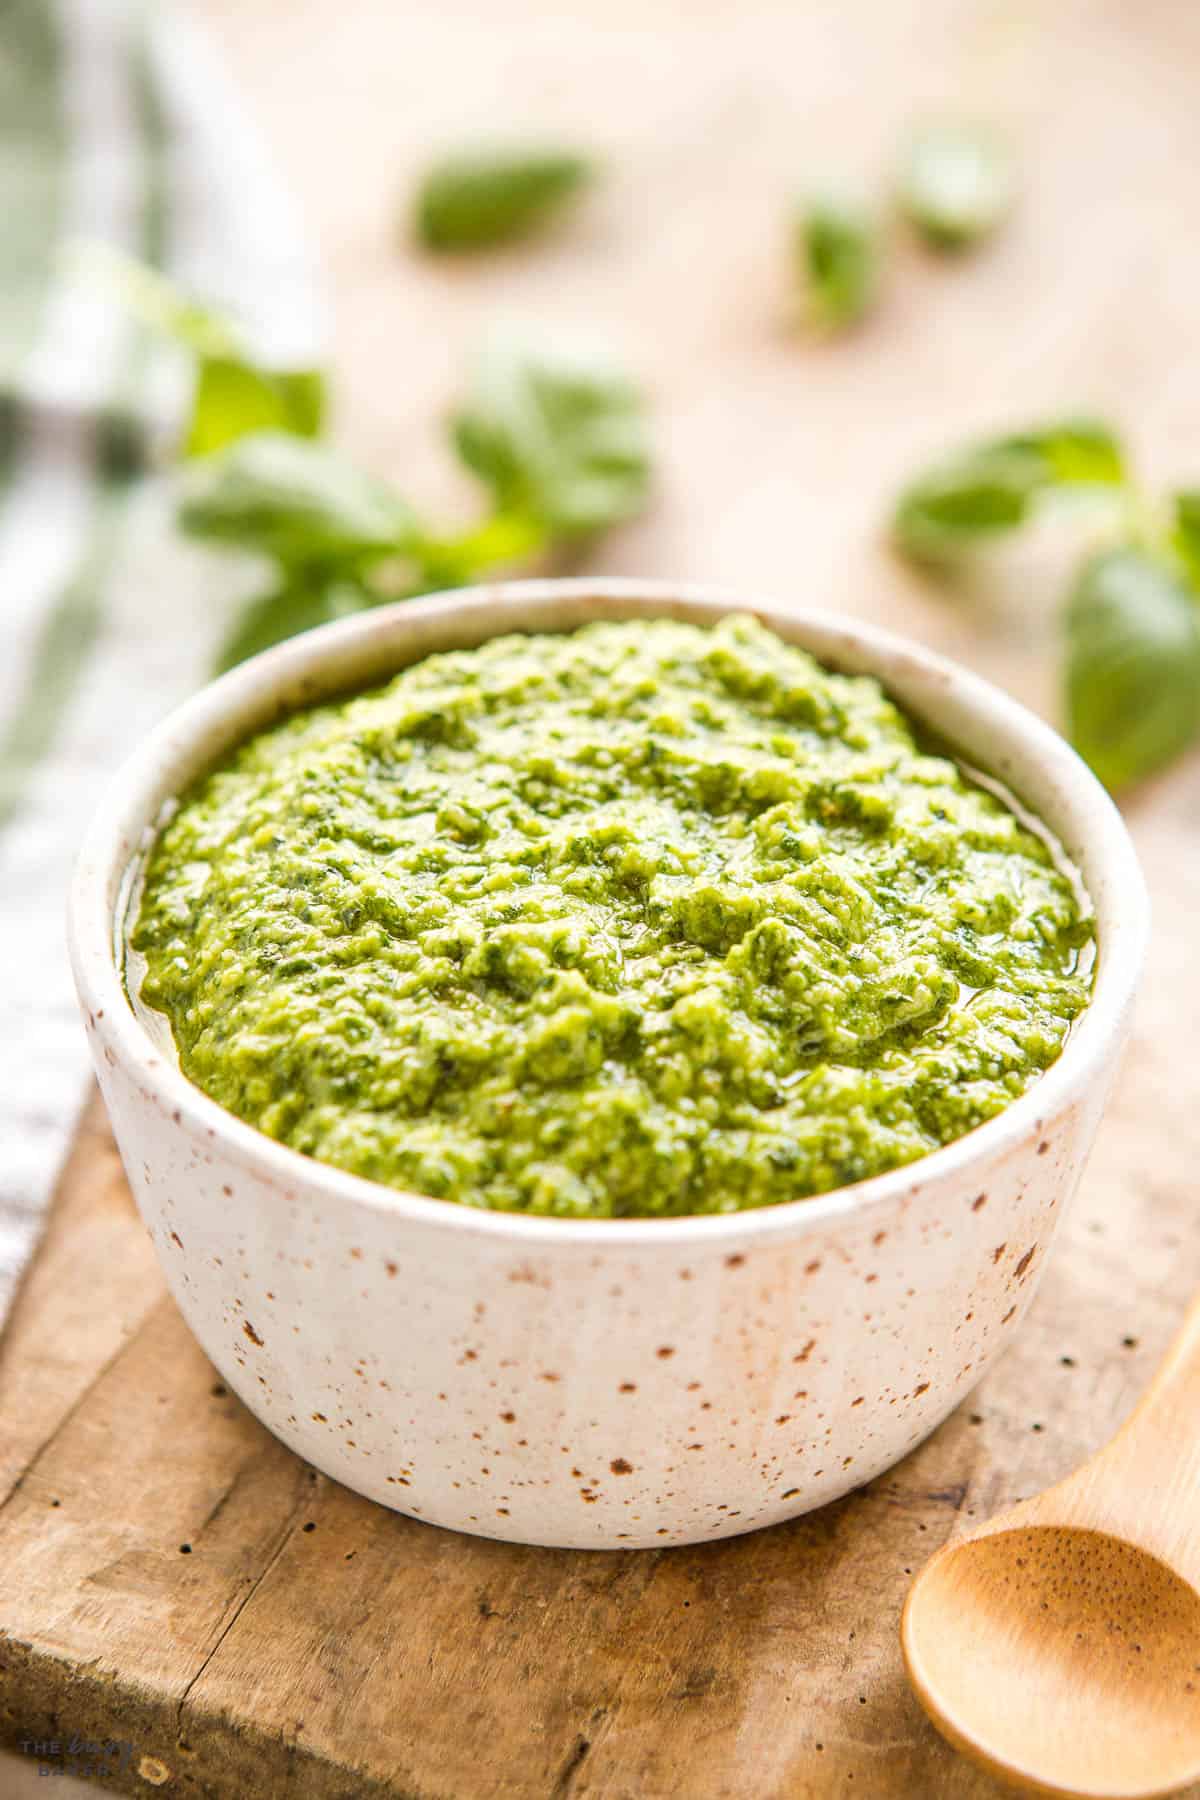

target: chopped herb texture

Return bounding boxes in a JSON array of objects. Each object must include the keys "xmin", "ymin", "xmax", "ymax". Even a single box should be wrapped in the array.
[{"xmin": 134, "ymin": 616, "xmax": 1094, "ymax": 1217}]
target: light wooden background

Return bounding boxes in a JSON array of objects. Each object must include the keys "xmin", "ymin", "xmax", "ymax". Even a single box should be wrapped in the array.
[{"xmin": 3, "ymin": 0, "xmax": 1200, "ymax": 1794}]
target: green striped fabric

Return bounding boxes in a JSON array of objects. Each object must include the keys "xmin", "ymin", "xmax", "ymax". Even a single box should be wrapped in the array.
[
  {"xmin": 0, "ymin": 0, "xmax": 65, "ymax": 385},
  {"xmin": 0, "ymin": 0, "xmax": 322, "ymax": 1320}
]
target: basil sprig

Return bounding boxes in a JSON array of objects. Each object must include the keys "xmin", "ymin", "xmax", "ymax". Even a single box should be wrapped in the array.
[
  {"xmin": 891, "ymin": 420, "xmax": 1200, "ymax": 792},
  {"xmin": 100, "ymin": 252, "xmax": 652, "ymax": 672},
  {"xmin": 178, "ymin": 336, "xmax": 649, "ymax": 671}
]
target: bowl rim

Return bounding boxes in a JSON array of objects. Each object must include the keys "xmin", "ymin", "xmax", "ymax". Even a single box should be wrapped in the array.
[{"xmin": 68, "ymin": 577, "xmax": 1149, "ymax": 1248}]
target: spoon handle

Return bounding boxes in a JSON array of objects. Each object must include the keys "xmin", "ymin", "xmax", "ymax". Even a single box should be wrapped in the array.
[{"xmin": 1062, "ymin": 1290, "xmax": 1200, "ymax": 1583}]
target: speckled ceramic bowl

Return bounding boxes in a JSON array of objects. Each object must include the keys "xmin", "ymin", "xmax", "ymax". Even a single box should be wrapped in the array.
[{"xmin": 68, "ymin": 581, "xmax": 1147, "ymax": 1549}]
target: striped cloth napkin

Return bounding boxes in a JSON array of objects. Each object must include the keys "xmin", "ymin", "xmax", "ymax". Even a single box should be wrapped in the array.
[{"xmin": 0, "ymin": 0, "xmax": 322, "ymax": 1324}]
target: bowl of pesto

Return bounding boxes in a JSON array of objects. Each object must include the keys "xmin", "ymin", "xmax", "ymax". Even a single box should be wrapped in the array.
[{"xmin": 69, "ymin": 581, "xmax": 1147, "ymax": 1548}]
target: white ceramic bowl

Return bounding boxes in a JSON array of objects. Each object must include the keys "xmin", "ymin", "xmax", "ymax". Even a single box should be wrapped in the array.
[{"xmin": 69, "ymin": 581, "xmax": 1147, "ymax": 1549}]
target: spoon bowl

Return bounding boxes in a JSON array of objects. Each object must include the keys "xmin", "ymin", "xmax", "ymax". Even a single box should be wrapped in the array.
[
  {"xmin": 904, "ymin": 1291, "xmax": 1200, "ymax": 1797},
  {"xmin": 904, "ymin": 1525, "xmax": 1200, "ymax": 1798}
]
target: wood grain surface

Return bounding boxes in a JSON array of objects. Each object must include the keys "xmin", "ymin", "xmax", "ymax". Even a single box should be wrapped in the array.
[{"xmin": 4, "ymin": 0, "xmax": 1200, "ymax": 1793}]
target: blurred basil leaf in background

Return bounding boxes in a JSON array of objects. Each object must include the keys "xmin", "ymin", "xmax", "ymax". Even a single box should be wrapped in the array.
[
  {"xmin": 414, "ymin": 147, "xmax": 594, "ymax": 251},
  {"xmin": 452, "ymin": 327, "xmax": 651, "ymax": 535},
  {"xmin": 214, "ymin": 578, "xmax": 377, "ymax": 675},
  {"xmin": 793, "ymin": 192, "xmax": 880, "ymax": 332},
  {"xmin": 410, "ymin": 512, "xmax": 549, "ymax": 588},
  {"xmin": 892, "ymin": 446, "xmax": 1044, "ymax": 561},
  {"xmin": 896, "ymin": 122, "xmax": 1016, "ymax": 251},
  {"xmin": 990, "ymin": 419, "xmax": 1126, "ymax": 488},
  {"xmin": 892, "ymin": 420, "xmax": 1128, "ymax": 562},
  {"xmin": 79, "ymin": 243, "xmax": 326, "ymax": 457},
  {"xmin": 1065, "ymin": 548, "xmax": 1200, "ymax": 790},
  {"xmin": 178, "ymin": 432, "xmax": 417, "ymax": 568},
  {"xmin": 1171, "ymin": 490, "xmax": 1200, "ymax": 588}
]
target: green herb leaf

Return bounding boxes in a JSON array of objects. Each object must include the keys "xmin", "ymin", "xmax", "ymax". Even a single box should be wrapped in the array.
[
  {"xmin": 186, "ymin": 361, "xmax": 326, "ymax": 459},
  {"xmin": 451, "ymin": 327, "xmax": 651, "ymax": 536},
  {"xmin": 414, "ymin": 147, "xmax": 593, "ymax": 251},
  {"xmin": 1171, "ymin": 490, "xmax": 1200, "ymax": 587},
  {"xmin": 79, "ymin": 243, "xmax": 326, "ymax": 457},
  {"xmin": 991, "ymin": 419, "xmax": 1126, "ymax": 488},
  {"xmin": 1065, "ymin": 546, "xmax": 1200, "ymax": 790},
  {"xmin": 892, "ymin": 419, "xmax": 1127, "ymax": 561},
  {"xmin": 215, "ymin": 578, "xmax": 378, "ymax": 674},
  {"xmin": 794, "ymin": 193, "xmax": 880, "ymax": 332},
  {"xmin": 897, "ymin": 122, "xmax": 1016, "ymax": 251},
  {"xmin": 410, "ymin": 511, "xmax": 548, "ymax": 588},
  {"xmin": 178, "ymin": 432, "xmax": 417, "ymax": 568},
  {"xmin": 892, "ymin": 446, "xmax": 1044, "ymax": 561}
]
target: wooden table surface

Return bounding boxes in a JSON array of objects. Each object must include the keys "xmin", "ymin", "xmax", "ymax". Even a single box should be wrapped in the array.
[{"xmin": 4, "ymin": 0, "xmax": 1200, "ymax": 1793}]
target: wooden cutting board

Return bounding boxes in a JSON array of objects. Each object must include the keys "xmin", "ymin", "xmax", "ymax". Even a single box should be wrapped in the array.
[{"xmin": 4, "ymin": 0, "xmax": 1200, "ymax": 1793}]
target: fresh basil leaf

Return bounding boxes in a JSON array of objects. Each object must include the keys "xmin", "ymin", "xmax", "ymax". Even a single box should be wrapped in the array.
[
  {"xmin": 186, "ymin": 360, "xmax": 326, "ymax": 459},
  {"xmin": 897, "ymin": 122, "xmax": 1015, "ymax": 250},
  {"xmin": 179, "ymin": 432, "xmax": 417, "ymax": 567},
  {"xmin": 415, "ymin": 148, "xmax": 593, "ymax": 251},
  {"xmin": 991, "ymin": 419, "xmax": 1125, "ymax": 487},
  {"xmin": 892, "ymin": 446, "xmax": 1044, "ymax": 561},
  {"xmin": 1065, "ymin": 547, "xmax": 1200, "ymax": 791},
  {"xmin": 794, "ymin": 193, "xmax": 880, "ymax": 332},
  {"xmin": 215, "ymin": 578, "xmax": 378, "ymax": 674},
  {"xmin": 451, "ymin": 327, "xmax": 651, "ymax": 536}
]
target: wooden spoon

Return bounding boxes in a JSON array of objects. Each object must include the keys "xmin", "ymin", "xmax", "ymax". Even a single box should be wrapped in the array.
[{"xmin": 902, "ymin": 1298, "xmax": 1200, "ymax": 1798}]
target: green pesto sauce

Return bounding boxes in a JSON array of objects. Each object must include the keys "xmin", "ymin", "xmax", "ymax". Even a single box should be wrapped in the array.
[{"xmin": 131, "ymin": 616, "xmax": 1095, "ymax": 1217}]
